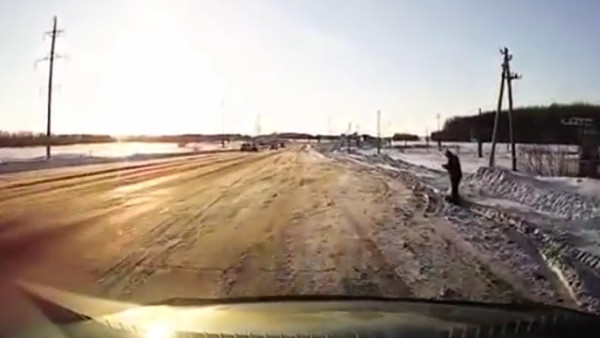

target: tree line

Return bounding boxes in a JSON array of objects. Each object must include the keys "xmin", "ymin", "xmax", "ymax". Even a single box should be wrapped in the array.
[
  {"xmin": 0, "ymin": 130, "xmax": 422, "ymax": 147},
  {"xmin": 431, "ymin": 103, "xmax": 600, "ymax": 144},
  {"xmin": 0, "ymin": 131, "xmax": 115, "ymax": 147}
]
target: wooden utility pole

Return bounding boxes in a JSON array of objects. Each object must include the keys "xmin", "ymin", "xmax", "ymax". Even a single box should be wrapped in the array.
[
  {"xmin": 377, "ymin": 110, "xmax": 381, "ymax": 155},
  {"xmin": 477, "ymin": 108, "xmax": 483, "ymax": 158},
  {"xmin": 489, "ymin": 47, "xmax": 520, "ymax": 170},
  {"xmin": 489, "ymin": 61, "xmax": 505, "ymax": 167},
  {"xmin": 504, "ymin": 48, "xmax": 521, "ymax": 171},
  {"xmin": 436, "ymin": 113, "xmax": 442, "ymax": 151},
  {"xmin": 347, "ymin": 122, "xmax": 352, "ymax": 151},
  {"xmin": 255, "ymin": 113, "xmax": 261, "ymax": 136},
  {"xmin": 38, "ymin": 16, "xmax": 64, "ymax": 159},
  {"xmin": 221, "ymin": 98, "xmax": 226, "ymax": 147}
]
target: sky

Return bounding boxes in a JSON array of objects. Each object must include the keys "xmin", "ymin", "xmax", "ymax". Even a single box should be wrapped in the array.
[{"xmin": 1, "ymin": 0, "xmax": 600, "ymax": 136}]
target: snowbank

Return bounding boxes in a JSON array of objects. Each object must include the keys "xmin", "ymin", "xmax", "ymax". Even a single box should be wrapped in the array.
[
  {"xmin": 466, "ymin": 167, "xmax": 600, "ymax": 220},
  {"xmin": 536, "ymin": 176, "xmax": 600, "ymax": 201},
  {"xmin": 349, "ymin": 147, "xmax": 600, "ymax": 224}
]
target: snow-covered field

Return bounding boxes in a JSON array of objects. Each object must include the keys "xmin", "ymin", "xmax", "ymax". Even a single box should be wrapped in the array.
[
  {"xmin": 377, "ymin": 141, "xmax": 578, "ymax": 175},
  {"xmin": 330, "ymin": 143, "xmax": 600, "ymax": 313},
  {"xmin": 0, "ymin": 142, "xmax": 241, "ymax": 175},
  {"xmin": 0, "ymin": 142, "xmax": 238, "ymax": 162}
]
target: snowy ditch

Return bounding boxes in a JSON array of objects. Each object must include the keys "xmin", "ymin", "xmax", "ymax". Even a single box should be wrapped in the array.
[
  {"xmin": 464, "ymin": 167, "xmax": 600, "ymax": 313},
  {"xmin": 332, "ymin": 148, "xmax": 600, "ymax": 314}
]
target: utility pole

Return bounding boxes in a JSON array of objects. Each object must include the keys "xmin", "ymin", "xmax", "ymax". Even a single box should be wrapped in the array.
[
  {"xmin": 436, "ymin": 113, "xmax": 442, "ymax": 151},
  {"xmin": 489, "ymin": 47, "xmax": 521, "ymax": 170},
  {"xmin": 254, "ymin": 112, "xmax": 261, "ymax": 146},
  {"xmin": 504, "ymin": 48, "xmax": 521, "ymax": 171},
  {"xmin": 347, "ymin": 122, "xmax": 352, "ymax": 152},
  {"xmin": 477, "ymin": 108, "xmax": 483, "ymax": 158},
  {"xmin": 221, "ymin": 98, "xmax": 226, "ymax": 147},
  {"xmin": 38, "ymin": 16, "xmax": 64, "ymax": 159},
  {"xmin": 377, "ymin": 110, "xmax": 381, "ymax": 155},
  {"xmin": 489, "ymin": 61, "xmax": 505, "ymax": 167}
]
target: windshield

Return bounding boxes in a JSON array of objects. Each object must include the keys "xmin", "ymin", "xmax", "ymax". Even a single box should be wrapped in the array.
[{"xmin": 1, "ymin": 0, "xmax": 600, "ymax": 326}]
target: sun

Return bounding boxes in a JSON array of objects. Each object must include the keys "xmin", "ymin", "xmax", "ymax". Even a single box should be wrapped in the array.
[{"xmin": 145, "ymin": 323, "xmax": 173, "ymax": 338}]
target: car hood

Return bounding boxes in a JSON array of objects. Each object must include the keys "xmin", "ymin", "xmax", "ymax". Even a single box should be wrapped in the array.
[{"xmin": 8, "ymin": 280, "xmax": 600, "ymax": 338}]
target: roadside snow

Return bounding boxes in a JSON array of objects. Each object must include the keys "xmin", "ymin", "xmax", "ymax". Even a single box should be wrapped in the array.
[
  {"xmin": 356, "ymin": 144, "xmax": 600, "ymax": 222},
  {"xmin": 463, "ymin": 167, "xmax": 600, "ymax": 260},
  {"xmin": 329, "ymin": 146, "xmax": 600, "ymax": 313},
  {"xmin": 358, "ymin": 145, "xmax": 513, "ymax": 174},
  {"xmin": 535, "ymin": 176, "xmax": 600, "ymax": 201}
]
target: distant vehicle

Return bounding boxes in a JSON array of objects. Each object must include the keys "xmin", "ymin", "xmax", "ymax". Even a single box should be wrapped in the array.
[
  {"xmin": 240, "ymin": 142, "xmax": 258, "ymax": 152},
  {"xmin": 269, "ymin": 143, "xmax": 279, "ymax": 150}
]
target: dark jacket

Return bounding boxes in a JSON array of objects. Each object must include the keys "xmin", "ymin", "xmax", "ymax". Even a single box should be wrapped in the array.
[{"xmin": 442, "ymin": 150, "xmax": 462, "ymax": 181}]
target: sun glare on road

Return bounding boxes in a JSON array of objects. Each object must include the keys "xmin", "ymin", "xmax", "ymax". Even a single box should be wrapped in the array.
[{"xmin": 145, "ymin": 323, "xmax": 173, "ymax": 338}]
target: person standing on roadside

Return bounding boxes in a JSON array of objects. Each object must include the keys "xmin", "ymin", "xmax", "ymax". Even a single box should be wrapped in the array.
[{"xmin": 442, "ymin": 149, "xmax": 462, "ymax": 204}]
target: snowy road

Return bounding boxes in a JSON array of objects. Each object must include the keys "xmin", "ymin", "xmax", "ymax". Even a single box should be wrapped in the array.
[{"xmin": 0, "ymin": 145, "xmax": 559, "ymax": 311}]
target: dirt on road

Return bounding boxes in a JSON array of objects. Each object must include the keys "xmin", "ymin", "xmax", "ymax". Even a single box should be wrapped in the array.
[{"xmin": 0, "ymin": 145, "xmax": 540, "ymax": 310}]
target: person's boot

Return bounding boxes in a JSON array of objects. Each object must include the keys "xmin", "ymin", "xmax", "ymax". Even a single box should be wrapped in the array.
[{"xmin": 449, "ymin": 179, "xmax": 460, "ymax": 205}]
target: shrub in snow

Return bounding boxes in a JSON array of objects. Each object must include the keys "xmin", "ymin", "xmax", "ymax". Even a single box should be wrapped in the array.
[{"xmin": 518, "ymin": 145, "xmax": 576, "ymax": 176}]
